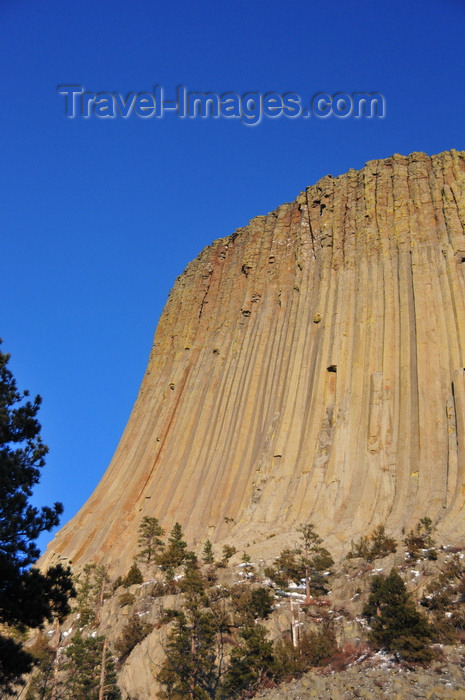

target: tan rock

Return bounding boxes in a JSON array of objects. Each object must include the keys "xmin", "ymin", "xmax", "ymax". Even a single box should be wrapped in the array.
[{"xmin": 40, "ymin": 150, "xmax": 465, "ymax": 575}]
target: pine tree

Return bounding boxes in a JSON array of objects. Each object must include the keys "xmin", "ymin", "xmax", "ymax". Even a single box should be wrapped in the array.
[
  {"xmin": 158, "ymin": 553, "xmax": 277, "ymax": 698},
  {"xmin": 122, "ymin": 562, "xmax": 144, "ymax": 587},
  {"xmin": 114, "ymin": 614, "xmax": 153, "ymax": 664},
  {"xmin": 75, "ymin": 564, "xmax": 98, "ymax": 626},
  {"xmin": 158, "ymin": 522, "xmax": 188, "ymax": 570},
  {"xmin": 63, "ymin": 632, "xmax": 120, "ymax": 700},
  {"xmin": 158, "ymin": 557, "xmax": 230, "ymax": 698},
  {"xmin": 221, "ymin": 624, "xmax": 276, "ymax": 697},
  {"xmin": 180, "ymin": 555, "xmax": 206, "ymax": 598},
  {"xmin": 93, "ymin": 565, "xmax": 111, "ymax": 625},
  {"xmin": 363, "ymin": 568, "xmax": 433, "ymax": 662},
  {"xmin": 220, "ymin": 545, "xmax": 236, "ymax": 565},
  {"xmin": 265, "ymin": 524, "xmax": 333, "ymax": 598},
  {"xmin": 298, "ymin": 523, "xmax": 333, "ymax": 602},
  {"xmin": 157, "ymin": 611, "xmax": 197, "ymax": 698},
  {"xmin": 158, "ymin": 605, "xmax": 231, "ymax": 699},
  {"xmin": 264, "ymin": 548, "xmax": 302, "ymax": 588},
  {"xmin": 274, "ymin": 624, "xmax": 337, "ymax": 678},
  {"xmin": 368, "ymin": 525, "xmax": 397, "ymax": 560},
  {"xmin": 202, "ymin": 540, "xmax": 214, "ymax": 566},
  {"xmin": 0, "ymin": 341, "xmax": 75, "ymax": 691},
  {"xmin": 137, "ymin": 516, "xmax": 165, "ymax": 564},
  {"xmin": 74, "ymin": 563, "xmax": 111, "ymax": 627},
  {"xmin": 202, "ymin": 540, "xmax": 217, "ymax": 583},
  {"xmin": 404, "ymin": 517, "xmax": 437, "ymax": 561},
  {"xmin": 24, "ymin": 632, "xmax": 55, "ymax": 700},
  {"xmin": 240, "ymin": 552, "xmax": 255, "ymax": 578},
  {"xmin": 348, "ymin": 524, "xmax": 397, "ymax": 562}
]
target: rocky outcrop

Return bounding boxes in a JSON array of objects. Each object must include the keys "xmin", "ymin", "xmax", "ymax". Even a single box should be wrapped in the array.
[
  {"xmin": 254, "ymin": 646, "xmax": 465, "ymax": 699},
  {"xmin": 41, "ymin": 150, "xmax": 465, "ymax": 574}
]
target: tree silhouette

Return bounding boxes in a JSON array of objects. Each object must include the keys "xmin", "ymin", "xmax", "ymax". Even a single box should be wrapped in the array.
[{"xmin": 0, "ymin": 341, "xmax": 75, "ymax": 692}]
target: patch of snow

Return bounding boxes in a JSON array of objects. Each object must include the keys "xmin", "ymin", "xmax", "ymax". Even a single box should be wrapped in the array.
[
  {"xmin": 355, "ymin": 616, "xmax": 371, "ymax": 630},
  {"xmin": 288, "ymin": 582, "xmax": 305, "ymax": 590},
  {"xmin": 277, "ymin": 590, "xmax": 306, "ymax": 601},
  {"xmin": 354, "ymin": 653, "xmax": 370, "ymax": 664}
]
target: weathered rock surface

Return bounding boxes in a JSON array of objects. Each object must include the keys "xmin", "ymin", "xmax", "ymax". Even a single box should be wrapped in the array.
[
  {"xmin": 255, "ymin": 646, "xmax": 465, "ymax": 699},
  {"xmin": 23, "ymin": 548, "xmax": 465, "ymax": 700},
  {"xmin": 41, "ymin": 150, "xmax": 465, "ymax": 574}
]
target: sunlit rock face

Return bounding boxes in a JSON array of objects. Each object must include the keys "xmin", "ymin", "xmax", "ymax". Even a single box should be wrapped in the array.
[{"xmin": 42, "ymin": 150, "xmax": 465, "ymax": 573}]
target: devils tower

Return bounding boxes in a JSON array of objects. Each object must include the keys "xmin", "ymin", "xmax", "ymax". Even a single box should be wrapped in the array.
[{"xmin": 42, "ymin": 149, "xmax": 465, "ymax": 574}]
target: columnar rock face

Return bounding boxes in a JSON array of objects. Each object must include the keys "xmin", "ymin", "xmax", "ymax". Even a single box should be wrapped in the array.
[{"xmin": 42, "ymin": 150, "xmax": 465, "ymax": 573}]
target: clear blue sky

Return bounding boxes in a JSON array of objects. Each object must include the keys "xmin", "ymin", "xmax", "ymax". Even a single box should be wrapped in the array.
[{"xmin": 1, "ymin": 0, "xmax": 464, "ymax": 553}]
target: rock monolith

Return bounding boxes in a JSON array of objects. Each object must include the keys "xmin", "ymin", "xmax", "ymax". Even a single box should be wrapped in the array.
[{"xmin": 42, "ymin": 150, "xmax": 465, "ymax": 573}]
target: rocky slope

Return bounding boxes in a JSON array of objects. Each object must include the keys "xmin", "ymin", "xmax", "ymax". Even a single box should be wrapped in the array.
[
  {"xmin": 254, "ymin": 647, "xmax": 465, "ymax": 699},
  {"xmin": 41, "ymin": 149, "xmax": 465, "ymax": 576},
  {"xmin": 24, "ymin": 537, "xmax": 465, "ymax": 699}
]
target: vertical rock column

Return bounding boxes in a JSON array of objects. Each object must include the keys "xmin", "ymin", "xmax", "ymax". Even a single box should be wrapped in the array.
[{"xmin": 41, "ymin": 150, "xmax": 465, "ymax": 573}]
